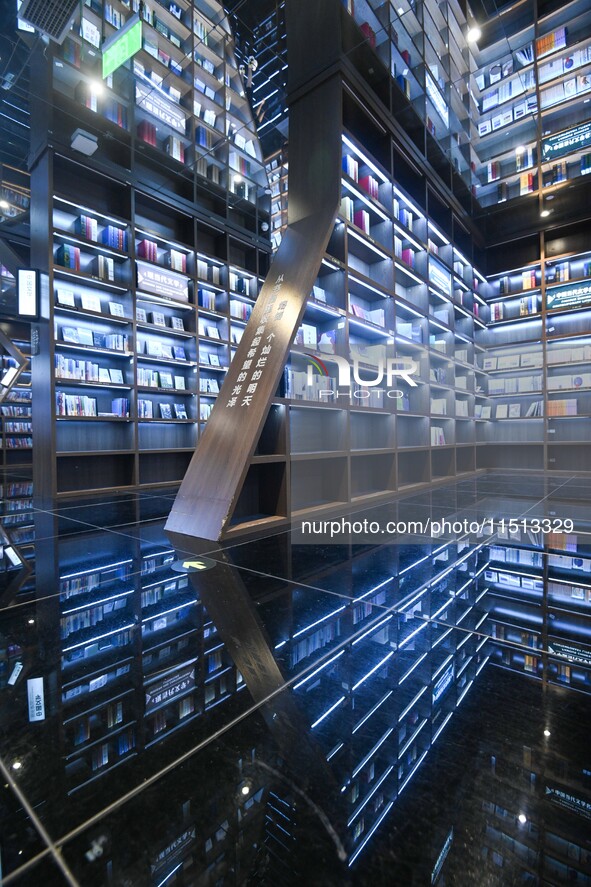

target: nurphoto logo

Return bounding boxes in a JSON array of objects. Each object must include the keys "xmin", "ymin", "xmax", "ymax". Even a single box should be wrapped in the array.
[{"xmin": 306, "ymin": 354, "xmax": 418, "ymax": 400}]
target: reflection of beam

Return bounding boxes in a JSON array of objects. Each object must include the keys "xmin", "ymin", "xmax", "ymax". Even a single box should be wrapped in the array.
[{"xmin": 167, "ymin": 531, "xmax": 340, "ymax": 797}]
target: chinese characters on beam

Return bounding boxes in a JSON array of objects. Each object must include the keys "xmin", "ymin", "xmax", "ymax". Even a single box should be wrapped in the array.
[{"xmin": 225, "ymin": 273, "xmax": 287, "ymax": 409}]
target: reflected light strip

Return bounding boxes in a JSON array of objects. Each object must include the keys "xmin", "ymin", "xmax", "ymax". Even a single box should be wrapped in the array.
[
  {"xmin": 352, "ymin": 614, "xmax": 393, "ymax": 646},
  {"xmin": 63, "ymin": 623, "xmax": 135, "ymax": 652},
  {"xmin": 348, "ymin": 801, "xmax": 395, "ymax": 867},
  {"xmin": 156, "ymin": 864, "xmax": 183, "ymax": 887},
  {"xmin": 432, "ymin": 710, "xmax": 453, "ymax": 744},
  {"xmin": 457, "ymin": 678, "xmax": 474, "ymax": 706},
  {"xmin": 354, "ymin": 576, "xmax": 395, "ymax": 602},
  {"xmin": 293, "ymin": 650, "xmax": 344, "ymax": 689},
  {"xmin": 394, "ymin": 261, "xmax": 423, "ymax": 285},
  {"xmin": 433, "ymin": 654, "xmax": 454, "ymax": 681},
  {"xmin": 398, "ymin": 718, "xmax": 427, "ymax": 760},
  {"xmin": 311, "ymin": 696, "xmax": 346, "ymax": 729},
  {"xmin": 142, "ymin": 600, "xmax": 196, "ymax": 622},
  {"xmin": 293, "ymin": 605, "xmax": 347, "ymax": 638},
  {"xmin": 327, "ymin": 742, "xmax": 344, "ymax": 761},
  {"xmin": 352, "ymin": 727, "xmax": 394, "ymax": 778},
  {"xmin": 352, "ymin": 690, "xmax": 393, "ymax": 733},
  {"xmin": 398, "ymin": 749, "xmax": 429, "ymax": 795},
  {"xmin": 394, "ymin": 224, "xmax": 423, "ymax": 250},
  {"xmin": 475, "ymin": 611, "xmax": 489, "ymax": 630},
  {"xmin": 399, "ymin": 651, "xmax": 428, "ymax": 685},
  {"xmin": 61, "ymin": 559, "xmax": 132, "ymax": 580},
  {"xmin": 399, "ymin": 620, "xmax": 429, "ymax": 648},
  {"xmin": 398, "ymin": 685, "xmax": 427, "ymax": 722},
  {"xmin": 428, "ymin": 221, "xmax": 450, "ymax": 244},
  {"xmin": 476, "ymin": 655, "xmax": 490, "ymax": 675},
  {"xmin": 352, "ymin": 651, "xmax": 395, "ymax": 691},
  {"xmin": 348, "ymin": 765, "xmax": 394, "ymax": 826},
  {"xmin": 63, "ymin": 588, "xmax": 134, "ymax": 614},
  {"xmin": 393, "ymin": 185, "xmax": 424, "ymax": 218},
  {"xmin": 433, "ymin": 626, "xmax": 454, "ymax": 648}
]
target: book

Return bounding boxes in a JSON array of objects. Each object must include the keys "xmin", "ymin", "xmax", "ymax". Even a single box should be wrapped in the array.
[
  {"xmin": 173, "ymin": 346, "xmax": 187, "ymax": 361},
  {"xmin": 150, "ymin": 311, "xmax": 166, "ymax": 327},
  {"xmin": 109, "ymin": 368, "xmax": 124, "ymax": 385},
  {"xmin": 174, "ymin": 376, "xmax": 185, "ymax": 389},
  {"xmin": 136, "ymin": 308, "xmax": 147, "ymax": 323},
  {"xmin": 496, "ymin": 404, "xmax": 508, "ymax": 419},
  {"xmin": 81, "ymin": 294, "xmax": 102, "ymax": 313},
  {"xmin": 173, "ymin": 403, "xmax": 187, "ymax": 419},
  {"xmin": 56, "ymin": 289, "xmax": 76, "ymax": 308},
  {"xmin": 170, "ymin": 316, "xmax": 185, "ymax": 331},
  {"xmin": 159, "ymin": 403, "xmax": 172, "ymax": 419},
  {"xmin": 109, "ymin": 302, "xmax": 125, "ymax": 317},
  {"xmin": 159, "ymin": 372, "xmax": 173, "ymax": 389},
  {"xmin": 62, "ymin": 327, "xmax": 80, "ymax": 344},
  {"xmin": 161, "ymin": 344, "xmax": 174, "ymax": 360}
]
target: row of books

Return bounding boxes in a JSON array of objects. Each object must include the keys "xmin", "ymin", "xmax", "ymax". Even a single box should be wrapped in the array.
[
  {"xmin": 548, "ymin": 372, "xmax": 591, "ymax": 391},
  {"xmin": 395, "ymin": 239, "xmax": 416, "ymax": 268},
  {"xmin": 482, "ymin": 353, "xmax": 542, "ymax": 370},
  {"xmin": 0, "ymin": 405, "xmax": 31, "ymax": 417},
  {"xmin": 488, "ymin": 375, "xmax": 543, "ymax": 394},
  {"xmin": 548, "ymin": 345, "xmax": 591, "ymax": 365},
  {"xmin": 199, "ymin": 378, "xmax": 219, "ymax": 394},
  {"xmin": 137, "ymin": 368, "xmax": 186, "ymax": 389},
  {"xmin": 540, "ymin": 74, "xmax": 591, "ymax": 110},
  {"xmin": 55, "ymin": 393, "xmax": 98, "ymax": 417},
  {"xmin": 138, "ymin": 340, "xmax": 188, "ymax": 361},
  {"xmin": 56, "ymin": 288, "xmax": 126, "ymax": 317},
  {"xmin": 198, "ymin": 288, "xmax": 217, "ymax": 310},
  {"xmin": 197, "ymin": 259, "xmax": 221, "ymax": 284},
  {"xmin": 284, "ymin": 369, "xmax": 336, "ymax": 400},
  {"xmin": 547, "ymin": 398, "xmax": 578, "ymax": 416},
  {"xmin": 431, "ymin": 426, "xmax": 446, "ymax": 445},
  {"xmin": 229, "ymin": 300, "xmax": 252, "ymax": 321},
  {"xmin": 520, "ymin": 295, "xmax": 538, "ymax": 316},
  {"xmin": 61, "ymin": 328, "xmax": 129, "ymax": 352},
  {"xmin": 54, "ymin": 355, "xmax": 125, "ymax": 384},
  {"xmin": 138, "ymin": 400, "xmax": 188, "ymax": 419},
  {"xmin": 349, "ymin": 301, "xmax": 385, "ymax": 326},
  {"xmin": 3, "ymin": 422, "xmax": 31, "ymax": 433}
]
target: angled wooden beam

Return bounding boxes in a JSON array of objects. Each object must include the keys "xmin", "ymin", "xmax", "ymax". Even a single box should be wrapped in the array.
[{"xmin": 166, "ymin": 72, "xmax": 343, "ymax": 541}]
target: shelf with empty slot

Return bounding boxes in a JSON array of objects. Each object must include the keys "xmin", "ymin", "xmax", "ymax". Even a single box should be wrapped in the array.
[
  {"xmin": 136, "ymin": 321, "xmax": 194, "ymax": 339},
  {"xmin": 54, "ymin": 305, "xmax": 132, "ymax": 325},
  {"xmin": 53, "ymin": 267, "xmax": 129, "ymax": 293}
]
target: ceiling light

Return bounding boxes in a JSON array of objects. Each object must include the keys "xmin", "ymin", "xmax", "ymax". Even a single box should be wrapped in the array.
[
  {"xmin": 0, "ymin": 200, "xmax": 9, "ymax": 209},
  {"xmin": 89, "ymin": 80, "xmax": 105, "ymax": 96},
  {"xmin": 241, "ymin": 785, "xmax": 250, "ymax": 796},
  {"xmin": 540, "ymin": 209, "xmax": 550, "ymax": 218},
  {"xmin": 543, "ymin": 729, "xmax": 551, "ymax": 737},
  {"xmin": 518, "ymin": 813, "xmax": 527, "ymax": 824},
  {"xmin": 515, "ymin": 145, "xmax": 524, "ymax": 155},
  {"xmin": 12, "ymin": 761, "xmax": 22, "ymax": 771},
  {"xmin": 467, "ymin": 26, "xmax": 481, "ymax": 43}
]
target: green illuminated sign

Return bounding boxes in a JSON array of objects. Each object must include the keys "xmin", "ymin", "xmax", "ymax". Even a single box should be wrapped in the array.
[
  {"xmin": 542, "ymin": 121, "xmax": 591, "ymax": 162},
  {"xmin": 546, "ymin": 281, "xmax": 591, "ymax": 311},
  {"xmin": 102, "ymin": 16, "xmax": 142, "ymax": 79}
]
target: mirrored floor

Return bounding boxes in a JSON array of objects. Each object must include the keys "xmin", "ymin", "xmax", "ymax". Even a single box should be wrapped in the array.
[{"xmin": 0, "ymin": 469, "xmax": 589, "ymax": 885}]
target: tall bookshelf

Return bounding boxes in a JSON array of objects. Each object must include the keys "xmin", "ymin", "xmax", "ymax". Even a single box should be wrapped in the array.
[
  {"xmin": 477, "ymin": 224, "xmax": 591, "ymax": 473},
  {"xmin": 29, "ymin": 0, "xmax": 272, "ymax": 499}
]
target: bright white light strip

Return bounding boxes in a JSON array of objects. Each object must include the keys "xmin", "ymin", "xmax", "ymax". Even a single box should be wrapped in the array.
[
  {"xmin": 63, "ymin": 588, "xmax": 134, "ymax": 615},
  {"xmin": 475, "ymin": 612, "xmax": 489, "ymax": 631},
  {"xmin": 327, "ymin": 742, "xmax": 344, "ymax": 761},
  {"xmin": 55, "ymin": 196, "xmax": 124, "ymax": 227},
  {"xmin": 396, "ymin": 300, "xmax": 423, "ymax": 318},
  {"xmin": 352, "ymin": 651, "xmax": 395, "ymax": 692},
  {"xmin": 293, "ymin": 605, "xmax": 347, "ymax": 639},
  {"xmin": 311, "ymin": 695, "xmax": 346, "ymax": 729},
  {"xmin": 197, "ymin": 252, "xmax": 224, "ymax": 266},
  {"xmin": 354, "ymin": 577, "xmax": 394, "ymax": 602},
  {"xmin": 474, "ymin": 318, "xmax": 487, "ymax": 329},
  {"xmin": 349, "ymin": 275, "xmax": 388, "ymax": 299},
  {"xmin": 476, "ymin": 635, "xmax": 489, "ymax": 653},
  {"xmin": 293, "ymin": 650, "xmax": 345, "ymax": 689},
  {"xmin": 342, "ymin": 179, "xmax": 389, "ymax": 220},
  {"xmin": 474, "ymin": 269, "xmax": 486, "ymax": 284},
  {"xmin": 321, "ymin": 258, "xmax": 340, "ymax": 270},
  {"xmin": 457, "ymin": 679, "xmax": 474, "ymax": 707},
  {"xmin": 399, "ymin": 620, "xmax": 429, "ymax": 649},
  {"xmin": 348, "ymin": 765, "xmax": 395, "ymax": 826},
  {"xmin": 348, "ymin": 227, "xmax": 389, "ymax": 260},
  {"xmin": 394, "ymin": 224, "xmax": 423, "ymax": 251},
  {"xmin": 399, "ymin": 587, "xmax": 429, "ymax": 614},
  {"xmin": 456, "ymin": 605, "xmax": 473, "ymax": 626},
  {"xmin": 398, "ymin": 685, "xmax": 427, "ymax": 722},
  {"xmin": 428, "ymin": 317, "xmax": 450, "ymax": 332},
  {"xmin": 63, "ymin": 623, "xmax": 135, "ymax": 652},
  {"xmin": 307, "ymin": 301, "xmax": 340, "ymax": 318},
  {"xmin": 349, "ymin": 317, "xmax": 391, "ymax": 338},
  {"xmin": 352, "ymin": 727, "xmax": 394, "ymax": 777},
  {"xmin": 398, "ymin": 718, "xmax": 427, "ymax": 760},
  {"xmin": 352, "ymin": 615, "xmax": 393, "ymax": 646},
  {"xmin": 455, "ymin": 304, "xmax": 472, "ymax": 319},
  {"xmin": 453, "ymin": 247, "xmax": 470, "ymax": 266},
  {"xmin": 353, "ymin": 690, "xmax": 393, "ymax": 734},
  {"xmin": 475, "ymin": 587, "xmax": 489, "ymax": 604},
  {"xmin": 142, "ymin": 549, "xmax": 174, "ymax": 560},
  {"xmin": 474, "ymin": 561, "xmax": 490, "ymax": 578},
  {"xmin": 142, "ymin": 600, "xmax": 196, "ymax": 623},
  {"xmin": 394, "ymin": 261, "xmax": 422, "ymax": 285},
  {"xmin": 432, "ymin": 710, "xmax": 454, "ymax": 744},
  {"xmin": 393, "ymin": 185, "xmax": 424, "ymax": 218},
  {"xmin": 429, "ymin": 287, "xmax": 451, "ymax": 303},
  {"xmin": 398, "ymin": 749, "xmax": 429, "ymax": 795},
  {"xmin": 274, "ymin": 640, "xmax": 287, "ymax": 649},
  {"xmin": 399, "ymin": 652, "xmax": 429, "ymax": 685},
  {"xmin": 61, "ymin": 559, "xmax": 132, "ymax": 580},
  {"xmin": 348, "ymin": 801, "xmax": 394, "ymax": 867},
  {"xmin": 433, "ymin": 654, "xmax": 454, "ymax": 681},
  {"xmin": 428, "ymin": 221, "xmax": 450, "ymax": 244},
  {"xmin": 431, "ymin": 599, "xmax": 451, "ymax": 622},
  {"xmin": 342, "ymin": 135, "xmax": 388, "ymax": 183}
]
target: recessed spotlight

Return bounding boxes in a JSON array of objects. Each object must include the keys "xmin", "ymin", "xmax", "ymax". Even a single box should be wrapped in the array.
[
  {"xmin": 540, "ymin": 209, "xmax": 550, "ymax": 218},
  {"xmin": 467, "ymin": 26, "xmax": 481, "ymax": 43},
  {"xmin": 0, "ymin": 200, "xmax": 9, "ymax": 209},
  {"xmin": 241, "ymin": 784, "xmax": 250, "ymax": 796},
  {"xmin": 515, "ymin": 145, "xmax": 525, "ymax": 155},
  {"xmin": 543, "ymin": 729, "xmax": 551, "ymax": 737},
  {"xmin": 518, "ymin": 813, "xmax": 527, "ymax": 824},
  {"xmin": 12, "ymin": 761, "xmax": 22, "ymax": 771},
  {"xmin": 27, "ymin": 618, "xmax": 35, "ymax": 625}
]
